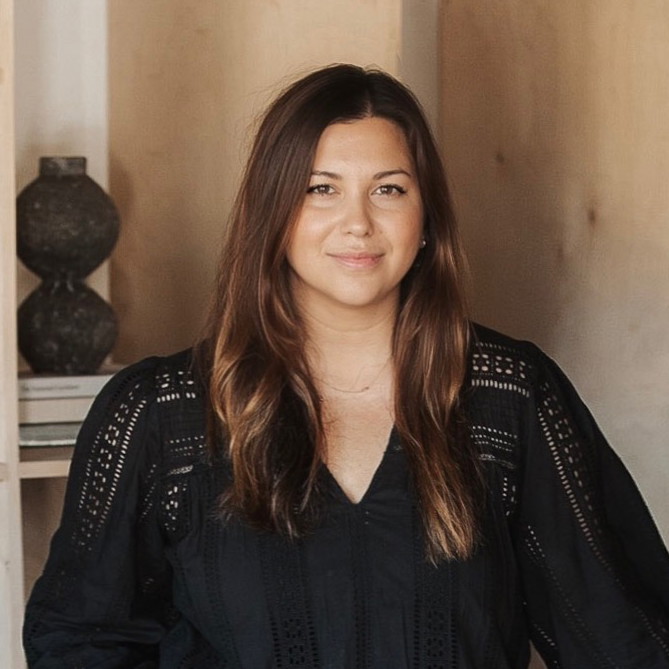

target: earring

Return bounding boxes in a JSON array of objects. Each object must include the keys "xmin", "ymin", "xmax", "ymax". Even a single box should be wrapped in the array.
[{"xmin": 420, "ymin": 238, "xmax": 427, "ymax": 249}]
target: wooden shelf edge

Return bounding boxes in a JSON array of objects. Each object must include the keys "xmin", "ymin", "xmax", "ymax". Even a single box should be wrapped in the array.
[{"xmin": 19, "ymin": 460, "xmax": 71, "ymax": 479}]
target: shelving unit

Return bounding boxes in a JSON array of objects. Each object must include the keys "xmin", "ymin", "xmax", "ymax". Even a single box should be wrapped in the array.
[
  {"xmin": 1, "ymin": 3, "xmax": 80, "ymax": 665},
  {"xmin": 9, "ymin": 8, "xmax": 113, "ymax": 661}
]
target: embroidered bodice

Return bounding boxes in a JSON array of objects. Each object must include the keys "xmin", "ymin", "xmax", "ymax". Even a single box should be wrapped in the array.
[{"xmin": 23, "ymin": 325, "xmax": 669, "ymax": 668}]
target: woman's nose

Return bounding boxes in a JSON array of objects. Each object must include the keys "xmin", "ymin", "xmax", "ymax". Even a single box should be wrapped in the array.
[{"xmin": 341, "ymin": 195, "xmax": 374, "ymax": 236}]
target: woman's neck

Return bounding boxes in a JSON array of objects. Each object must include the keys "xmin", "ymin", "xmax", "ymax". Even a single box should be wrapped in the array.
[{"xmin": 302, "ymin": 306, "xmax": 396, "ymax": 395}]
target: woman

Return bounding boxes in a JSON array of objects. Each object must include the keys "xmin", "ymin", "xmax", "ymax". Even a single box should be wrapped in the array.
[{"xmin": 24, "ymin": 64, "xmax": 669, "ymax": 668}]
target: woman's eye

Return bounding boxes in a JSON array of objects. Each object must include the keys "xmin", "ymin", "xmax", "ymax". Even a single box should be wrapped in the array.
[
  {"xmin": 306, "ymin": 184, "xmax": 335, "ymax": 195},
  {"xmin": 374, "ymin": 184, "xmax": 407, "ymax": 196}
]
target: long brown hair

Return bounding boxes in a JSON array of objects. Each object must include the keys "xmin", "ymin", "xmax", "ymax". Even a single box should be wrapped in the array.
[{"xmin": 197, "ymin": 64, "xmax": 482, "ymax": 561}]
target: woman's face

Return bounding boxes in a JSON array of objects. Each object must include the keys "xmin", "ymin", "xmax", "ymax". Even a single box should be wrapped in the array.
[{"xmin": 286, "ymin": 117, "xmax": 424, "ymax": 319}]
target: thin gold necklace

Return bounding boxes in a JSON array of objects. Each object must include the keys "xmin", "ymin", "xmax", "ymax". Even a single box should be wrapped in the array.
[{"xmin": 316, "ymin": 356, "xmax": 392, "ymax": 395}]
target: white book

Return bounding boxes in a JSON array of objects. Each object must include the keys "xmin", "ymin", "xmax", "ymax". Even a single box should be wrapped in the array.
[
  {"xmin": 18, "ymin": 367, "xmax": 120, "ymax": 400},
  {"xmin": 19, "ymin": 396, "xmax": 96, "ymax": 425}
]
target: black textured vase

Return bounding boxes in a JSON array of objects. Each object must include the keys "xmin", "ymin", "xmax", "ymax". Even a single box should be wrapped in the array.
[{"xmin": 16, "ymin": 157, "xmax": 120, "ymax": 374}]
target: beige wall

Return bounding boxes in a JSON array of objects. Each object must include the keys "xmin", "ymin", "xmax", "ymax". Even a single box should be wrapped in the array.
[
  {"xmin": 109, "ymin": 0, "xmax": 405, "ymax": 361},
  {"xmin": 440, "ymin": 1, "xmax": 669, "ymax": 541}
]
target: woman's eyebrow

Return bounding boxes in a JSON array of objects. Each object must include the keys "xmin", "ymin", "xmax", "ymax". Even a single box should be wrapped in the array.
[
  {"xmin": 311, "ymin": 170, "xmax": 341, "ymax": 179},
  {"xmin": 310, "ymin": 168, "xmax": 413, "ymax": 180},
  {"xmin": 373, "ymin": 168, "xmax": 412, "ymax": 180}
]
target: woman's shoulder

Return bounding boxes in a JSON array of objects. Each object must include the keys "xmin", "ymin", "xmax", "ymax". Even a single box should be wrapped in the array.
[
  {"xmin": 80, "ymin": 349, "xmax": 210, "ymax": 481},
  {"xmin": 465, "ymin": 323, "xmax": 597, "ymax": 464},
  {"xmin": 86, "ymin": 348, "xmax": 206, "ymax": 456},
  {"xmin": 467, "ymin": 322, "xmax": 547, "ymax": 398},
  {"xmin": 151, "ymin": 347, "xmax": 203, "ymax": 402},
  {"xmin": 101, "ymin": 348, "xmax": 202, "ymax": 404}
]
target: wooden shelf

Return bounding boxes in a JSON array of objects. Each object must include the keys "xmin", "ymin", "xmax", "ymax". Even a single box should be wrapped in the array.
[
  {"xmin": 19, "ymin": 460, "xmax": 71, "ymax": 480},
  {"xmin": 19, "ymin": 447, "xmax": 73, "ymax": 479}
]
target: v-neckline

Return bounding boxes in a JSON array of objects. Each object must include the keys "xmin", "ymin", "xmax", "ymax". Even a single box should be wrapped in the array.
[{"xmin": 322, "ymin": 426, "xmax": 400, "ymax": 506}]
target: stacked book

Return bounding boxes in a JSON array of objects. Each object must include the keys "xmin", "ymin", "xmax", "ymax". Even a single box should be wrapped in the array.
[{"xmin": 18, "ymin": 370, "xmax": 118, "ymax": 448}]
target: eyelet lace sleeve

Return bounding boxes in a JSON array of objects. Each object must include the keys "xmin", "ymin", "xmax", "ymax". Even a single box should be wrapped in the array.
[
  {"xmin": 23, "ymin": 357, "xmax": 172, "ymax": 668},
  {"xmin": 516, "ymin": 345, "xmax": 669, "ymax": 668}
]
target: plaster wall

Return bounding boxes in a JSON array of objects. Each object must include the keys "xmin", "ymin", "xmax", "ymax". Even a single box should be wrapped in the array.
[{"xmin": 439, "ymin": 2, "xmax": 669, "ymax": 544}]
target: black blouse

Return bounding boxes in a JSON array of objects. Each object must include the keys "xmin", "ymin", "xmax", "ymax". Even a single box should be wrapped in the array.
[{"xmin": 23, "ymin": 326, "xmax": 669, "ymax": 668}]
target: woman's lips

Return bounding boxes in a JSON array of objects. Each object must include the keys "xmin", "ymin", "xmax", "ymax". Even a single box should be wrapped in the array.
[{"xmin": 328, "ymin": 252, "xmax": 383, "ymax": 269}]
